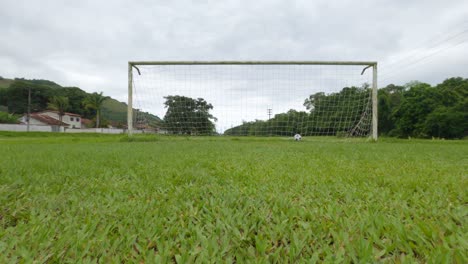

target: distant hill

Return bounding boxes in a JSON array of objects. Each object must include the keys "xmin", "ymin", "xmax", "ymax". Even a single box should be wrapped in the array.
[{"xmin": 0, "ymin": 77, "xmax": 160, "ymax": 126}]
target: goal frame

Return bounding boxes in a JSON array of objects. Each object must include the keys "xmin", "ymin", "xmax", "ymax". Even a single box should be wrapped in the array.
[{"xmin": 127, "ymin": 61, "xmax": 378, "ymax": 140}]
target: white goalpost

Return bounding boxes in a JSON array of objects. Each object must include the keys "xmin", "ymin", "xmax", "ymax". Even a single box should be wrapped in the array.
[{"xmin": 128, "ymin": 61, "xmax": 378, "ymax": 140}]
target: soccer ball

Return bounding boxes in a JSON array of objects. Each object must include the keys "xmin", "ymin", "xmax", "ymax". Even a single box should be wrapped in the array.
[{"xmin": 294, "ymin": 134, "xmax": 302, "ymax": 141}]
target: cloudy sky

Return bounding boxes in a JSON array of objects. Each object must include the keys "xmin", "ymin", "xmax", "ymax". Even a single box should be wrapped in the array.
[{"xmin": 1, "ymin": 0, "xmax": 467, "ymax": 129}]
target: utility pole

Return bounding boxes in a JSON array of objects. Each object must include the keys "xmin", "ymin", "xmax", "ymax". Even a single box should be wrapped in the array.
[
  {"xmin": 27, "ymin": 87, "xmax": 31, "ymax": 132},
  {"xmin": 267, "ymin": 108, "xmax": 272, "ymax": 120}
]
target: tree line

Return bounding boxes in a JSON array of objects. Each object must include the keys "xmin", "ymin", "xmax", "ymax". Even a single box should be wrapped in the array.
[
  {"xmin": 224, "ymin": 77, "xmax": 467, "ymax": 139},
  {"xmin": 2, "ymin": 77, "xmax": 466, "ymax": 138}
]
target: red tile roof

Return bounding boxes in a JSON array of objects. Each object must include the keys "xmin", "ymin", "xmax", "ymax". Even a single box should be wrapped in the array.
[{"xmin": 30, "ymin": 113, "xmax": 70, "ymax": 126}]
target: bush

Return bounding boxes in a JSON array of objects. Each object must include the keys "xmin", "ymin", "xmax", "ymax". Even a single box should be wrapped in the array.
[{"xmin": 0, "ymin": 112, "xmax": 19, "ymax": 124}]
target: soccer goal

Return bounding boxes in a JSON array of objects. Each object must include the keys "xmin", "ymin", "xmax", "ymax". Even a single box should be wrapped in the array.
[{"xmin": 128, "ymin": 61, "xmax": 378, "ymax": 139}]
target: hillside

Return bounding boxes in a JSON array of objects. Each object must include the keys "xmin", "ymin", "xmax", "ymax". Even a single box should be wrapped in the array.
[
  {"xmin": 101, "ymin": 98, "xmax": 129, "ymax": 123},
  {"xmin": 0, "ymin": 77, "xmax": 160, "ymax": 126}
]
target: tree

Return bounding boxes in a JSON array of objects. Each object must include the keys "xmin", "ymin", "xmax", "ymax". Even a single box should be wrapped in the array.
[
  {"xmin": 424, "ymin": 106, "xmax": 466, "ymax": 138},
  {"xmin": 390, "ymin": 82, "xmax": 438, "ymax": 137},
  {"xmin": 378, "ymin": 84, "xmax": 406, "ymax": 135},
  {"xmin": 5, "ymin": 81, "xmax": 53, "ymax": 114},
  {"xmin": 83, "ymin": 92, "xmax": 109, "ymax": 128},
  {"xmin": 56, "ymin": 87, "xmax": 89, "ymax": 116},
  {"xmin": 163, "ymin": 95, "xmax": 217, "ymax": 135},
  {"xmin": 303, "ymin": 92, "xmax": 325, "ymax": 111},
  {"xmin": 48, "ymin": 96, "xmax": 69, "ymax": 123},
  {"xmin": 424, "ymin": 78, "xmax": 467, "ymax": 138}
]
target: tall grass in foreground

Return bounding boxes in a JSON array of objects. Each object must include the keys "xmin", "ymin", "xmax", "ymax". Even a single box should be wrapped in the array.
[{"xmin": 0, "ymin": 135, "xmax": 466, "ymax": 262}]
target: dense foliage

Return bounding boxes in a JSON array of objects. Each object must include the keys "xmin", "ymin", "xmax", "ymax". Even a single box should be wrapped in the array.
[
  {"xmin": 225, "ymin": 77, "xmax": 467, "ymax": 139},
  {"xmin": 379, "ymin": 77, "xmax": 467, "ymax": 138},
  {"xmin": 163, "ymin": 95, "xmax": 217, "ymax": 135}
]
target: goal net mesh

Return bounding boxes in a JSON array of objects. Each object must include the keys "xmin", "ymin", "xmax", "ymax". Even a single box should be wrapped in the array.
[{"xmin": 131, "ymin": 63, "xmax": 373, "ymax": 137}]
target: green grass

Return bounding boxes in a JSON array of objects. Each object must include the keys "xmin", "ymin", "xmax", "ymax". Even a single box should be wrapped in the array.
[{"xmin": 0, "ymin": 134, "xmax": 466, "ymax": 262}]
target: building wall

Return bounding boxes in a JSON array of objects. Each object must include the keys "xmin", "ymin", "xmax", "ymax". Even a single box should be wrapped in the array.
[
  {"xmin": 0, "ymin": 124, "xmax": 58, "ymax": 132},
  {"xmin": 0, "ymin": 125, "xmax": 138, "ymax": 134},
  {"xmin": 62, "ymin": 115, "xmax": 82, "ymax": 129},
  {"xmin": 64, "ymin": 128, "xmax": 127, "ymax": 134},
  {"xmin": 30, "ymin": 118, "xmax": 48, "ymax": 126},
  {"xmin": 19, "ymin": 116, "xmax": 48, "ymax": 126}
]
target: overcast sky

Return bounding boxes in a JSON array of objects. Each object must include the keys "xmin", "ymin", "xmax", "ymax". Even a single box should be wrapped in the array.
[{"xmin": 1, "ymin": 0, "xmax": 467, "ymax": 129}]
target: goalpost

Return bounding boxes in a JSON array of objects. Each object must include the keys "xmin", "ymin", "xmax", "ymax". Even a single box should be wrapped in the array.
[{"xmin": 128, "ymin": 61, "xmax": 378, "ymax": 140}]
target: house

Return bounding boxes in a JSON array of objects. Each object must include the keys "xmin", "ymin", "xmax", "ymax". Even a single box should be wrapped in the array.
[
  {"xmin": 40, "ymin": 111, "xmax": 82, "ymax": 129},
  {"xmin": 20, "ymin": 113, "xmax": 69, "ymax": 128},
  {"xmin": 20, "ymin": 111, "xmax": 82, "ymax": 129}
]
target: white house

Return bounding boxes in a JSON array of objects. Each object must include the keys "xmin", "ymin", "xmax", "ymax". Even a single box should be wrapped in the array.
[
  {"xmin": 41, "ymin": 111, "xmax": 82, "ymax": 129},
  {"xmin": 19, "ymin": 113, "xmax": 69, "ymax": 128},
  {"xmin": 20, "ymin": 111, "xmax": 82, "ymax": 129}
]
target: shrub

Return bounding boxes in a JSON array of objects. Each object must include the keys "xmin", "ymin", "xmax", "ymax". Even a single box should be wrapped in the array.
[{"xmin": 0, "ymin": 112, "xmax": 19, "ymax": 124}]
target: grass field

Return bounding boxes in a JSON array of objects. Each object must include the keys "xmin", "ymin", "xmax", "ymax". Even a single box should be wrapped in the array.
[{"xmin": 0, "ymin": 133, "xmax": 466, "ymax": 263}]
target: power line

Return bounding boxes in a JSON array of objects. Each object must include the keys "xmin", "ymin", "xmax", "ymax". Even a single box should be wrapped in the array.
[
  {"xmin": 381, "ymin": 27, "xmax": 468, "ymax": 75},
  {"xmin": 381, "ymin": 19, "xmax": 468, "ymax": 71},
  {"xmin": 380, "ymin": 36, "xmax": 468, "ymax": 83}
]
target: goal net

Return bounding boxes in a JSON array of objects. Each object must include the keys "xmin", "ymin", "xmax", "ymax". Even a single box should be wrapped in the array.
[{"xmin": 128, "ymin": 61, "xmax": 377, "ymax": 138}]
